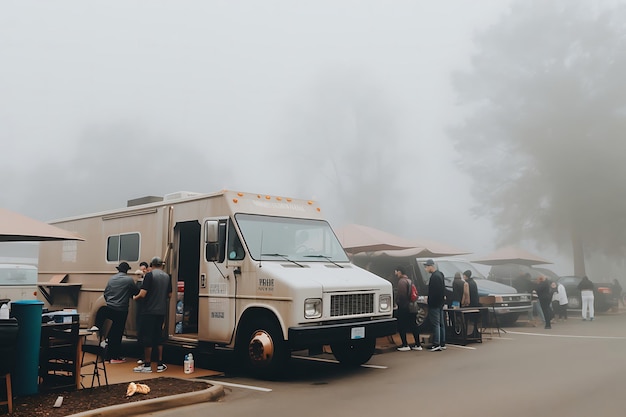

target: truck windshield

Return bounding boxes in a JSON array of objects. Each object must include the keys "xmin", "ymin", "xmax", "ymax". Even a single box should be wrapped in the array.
[{"xmin": 235, "ymin": 214, "xmax": 349, "ymax": 262}]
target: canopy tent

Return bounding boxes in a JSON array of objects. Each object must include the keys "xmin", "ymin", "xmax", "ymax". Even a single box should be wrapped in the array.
[
  {"xmin": 335, "ymin": 224, "xmax": 418, "ymax": 254},
  {"xmin": 409, "ymin": 237, "xmax": 471, "ymax": 258},
  {"xmin": 472, "ymin": 246, "xmax": 552, "ymax": 266},
  {"xmin": 0, "ymin": 207, "xmax": 84, "ymax": 242}
]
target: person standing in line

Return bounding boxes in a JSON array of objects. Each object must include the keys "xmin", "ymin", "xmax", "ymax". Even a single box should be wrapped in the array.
[
  {"xmin": 529, "ymin": 289, "xmax": 545, "ymax": 326},
  {"xmin": 536, "ymin": 275, "xmax": 553, "ymax": 329},
  {"xmin": 463, "ymin": 270, "xmax": 480, "ymax": 308},
  {"xmin": 554, "ymin": 280, "xmax": 568, "ymax": 321},
  {"xmin": 451, "ymin": 272, "xmax": 470, "ymax": 308},
  {"xmin": 138, "ymin": 261, "xmax": 149, "ymax": 276},
  {"xmin": 103, "ymin": 261, "xmax": 139, "ymax": 364},
  {"xmin": 425, "ymin": 259, "xmax": 446, "ymax": 351},
  {"xmin": 578, "ymin": 275, "xmax": 595, "ymax": 321},
  {"xmin": 394, "ymin": 266, "xmax": 423, "ymax": 351},
  {"xmin": 550, "ymin": 282, "xmax": 560, "ymax": 321},
  {"xmin": 133, "ymin": 257, "xmax": 172, "ymax": 373}
]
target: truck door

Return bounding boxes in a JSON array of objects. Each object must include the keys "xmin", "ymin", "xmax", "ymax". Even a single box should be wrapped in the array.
[{"xmin": 200, "ymin": 217, "xmax": 241, "ymax": 343}]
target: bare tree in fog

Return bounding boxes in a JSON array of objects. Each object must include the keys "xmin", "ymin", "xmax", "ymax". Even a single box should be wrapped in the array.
[
  {"xmin": 11, "ymin": 123, "xmax": 227, "ymax": 221},
  {"xmin": 279, "ymin": 71, "xmax": 406, "ymax": 231},
  {"xmin": 450, "ymin": 0, "xmax": 626, "ymax": 276}
]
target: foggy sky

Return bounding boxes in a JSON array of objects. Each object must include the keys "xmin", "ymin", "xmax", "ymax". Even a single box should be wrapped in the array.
[{"xmin": 1, "ymin": 0, "xmax": 588, "ymax": 275}]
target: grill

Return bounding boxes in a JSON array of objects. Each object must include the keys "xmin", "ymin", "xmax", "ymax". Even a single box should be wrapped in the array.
[{"xmin": 330, "ymin": 293, "xmax": 374, "ymax": 317}]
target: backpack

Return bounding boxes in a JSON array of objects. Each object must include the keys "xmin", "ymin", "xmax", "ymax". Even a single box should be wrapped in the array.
[{"xmin": 408, "ymin": 279, "xmax": 418, "ymax": 302}]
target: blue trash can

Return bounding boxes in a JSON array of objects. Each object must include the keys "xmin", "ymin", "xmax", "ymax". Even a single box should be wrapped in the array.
[{"xmin": 11, "ymin": 300, "xmax": 44, "ymax": 396}]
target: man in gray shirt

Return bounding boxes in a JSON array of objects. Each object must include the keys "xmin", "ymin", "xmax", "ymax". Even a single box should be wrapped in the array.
[
  {"xmin": 133, "ymin": 257, "xmax": 172, "ymax": 373},
  {"xmin": 103, "ymin": 261, "xmax": 139, "ymax": 363}
]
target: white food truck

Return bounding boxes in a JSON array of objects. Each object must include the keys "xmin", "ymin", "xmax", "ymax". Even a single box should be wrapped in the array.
[{"xmin": 37, "ymin": 190, "xmax": 396, "ymax": 377}]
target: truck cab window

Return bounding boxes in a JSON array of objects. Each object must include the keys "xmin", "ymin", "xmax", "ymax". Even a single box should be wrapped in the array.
[{"xmin": 228, "ymin": 221, "xmax": 245, "ymax": 260}]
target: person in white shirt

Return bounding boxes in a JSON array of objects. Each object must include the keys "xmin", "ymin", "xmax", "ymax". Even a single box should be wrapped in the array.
[{"xmin": 551, "ymin": 282, "xmax": 568, "ymax": 321}]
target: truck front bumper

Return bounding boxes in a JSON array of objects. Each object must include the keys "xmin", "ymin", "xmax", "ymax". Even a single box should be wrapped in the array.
[{"xmin": 288, "ymin": 317, "xmax": 396, "ymax": 349}]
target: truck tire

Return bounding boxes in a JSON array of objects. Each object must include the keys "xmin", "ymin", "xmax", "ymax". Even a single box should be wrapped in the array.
[
  {"xmin": 236, "ymin": 317, "xmax": 289, "ymax": 379},
  {"xmin": 330, "ymin": 337, "xmax": 376, "ymax": 367}
]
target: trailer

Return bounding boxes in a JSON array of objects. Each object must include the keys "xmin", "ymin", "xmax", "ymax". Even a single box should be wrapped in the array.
[{"xmin": 37, "ymin": 190, "xmax": 396, "ymax": 377}]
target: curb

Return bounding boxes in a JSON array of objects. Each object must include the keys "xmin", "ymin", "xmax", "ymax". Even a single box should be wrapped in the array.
[{"xmin": 66, "ymin": 378, "xmax": 225, "ymax": 417}]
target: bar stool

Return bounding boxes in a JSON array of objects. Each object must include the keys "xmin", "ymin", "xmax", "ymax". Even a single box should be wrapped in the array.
[{"xmin": 80, "ymin": 326, "xmax": 109, "ymax": 388}]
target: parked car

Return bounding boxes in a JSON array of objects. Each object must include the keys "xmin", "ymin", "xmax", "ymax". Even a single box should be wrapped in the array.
[
  {"xmin": 557, "ymin": 276, "xmax": 618, "ymax": 313},
  {"xmin": 352, "ymin": 254, "xmax": 532, "ymax": 326},
  {"xmin": 418, "ymin": 258, "xmax": 532, "ymax": 325},
  {"xmin": 488, "ymin": 263, "xmax": 559, "ymax": 292}
]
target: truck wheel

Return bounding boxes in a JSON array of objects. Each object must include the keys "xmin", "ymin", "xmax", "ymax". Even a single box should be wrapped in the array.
[
  {"xmin": 330, "ymin": 337, "xmax": 375, "ymax": 367},
  {"xmin": 415, "ymin": 304, "xmax": 428, "ymax": 327},
  {"xmin": 236, "ymin": 317, "xmax": 289, "ymax": 379}
]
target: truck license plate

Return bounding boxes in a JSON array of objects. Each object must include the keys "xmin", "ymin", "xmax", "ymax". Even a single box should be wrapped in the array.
[{"xmin": 351, "ymin": 327, "xmax": 365, "ymax": 340}]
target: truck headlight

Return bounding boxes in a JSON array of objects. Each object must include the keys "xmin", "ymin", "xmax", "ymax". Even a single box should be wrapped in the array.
[
  {"xmin": 304, "ymin": 298, "xmax": 322, "ymax": 319},
  {"xmin": 379, "ymin": 294, "xmax": 392, "ymax": 313}
]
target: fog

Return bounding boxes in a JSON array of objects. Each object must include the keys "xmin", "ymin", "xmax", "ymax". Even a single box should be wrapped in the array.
[{"xmin": 2, "ymin": 1, "xmax": 625, "ymax": 279}]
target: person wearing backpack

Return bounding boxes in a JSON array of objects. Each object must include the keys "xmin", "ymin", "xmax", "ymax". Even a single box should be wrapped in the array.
[{"xmin": 394, "ymin": 266, "xmax": 423, "ymax": 351}]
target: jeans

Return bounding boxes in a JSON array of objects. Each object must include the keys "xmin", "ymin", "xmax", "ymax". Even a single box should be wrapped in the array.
[
  {"xmin": 396, "ymin": 307, "xmax": 421, "ymax": 347},
  {"xmin": 530, "ymin": 300, "xmax": 545, "ymax": 323},
  {"xmin": 429, "ymin": 306, "xmax": 446, "ymax": 347}
]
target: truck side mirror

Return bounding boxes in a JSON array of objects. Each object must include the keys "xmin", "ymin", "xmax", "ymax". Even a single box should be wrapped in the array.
[{"xmin": 205, "ymin": 220, "xmax": 226, "ymax": 263}]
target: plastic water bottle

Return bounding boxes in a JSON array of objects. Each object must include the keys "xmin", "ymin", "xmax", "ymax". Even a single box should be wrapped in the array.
[
  {"xmin": 184, "ymin": 353, "xmax": 194, "ymax": 374},
  {"xmin": 0, "ymin": 304, "xmax": 9, "ymax": 319}
]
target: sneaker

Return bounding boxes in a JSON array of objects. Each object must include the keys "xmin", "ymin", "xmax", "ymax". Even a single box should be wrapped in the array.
[
  {"xmin": 582, "ymin": 318, "xmax": 587, "ymax": 321},
  {"xmin": 157, "ymin": 363, "xmax": 168, "ymax": 372},
  {"xmin": 590, "ymin": 317, "xmax": 594, "ymax": 321},
  {"xmin": 110, "ymin": 358, "xmax": 126, "ymax": 364},
  {"xmin": 396, "ymin": 346, "xmax": 411, "ymax": 352},
  {"xmin": 136, "ymin": 359, "xmax": 144, "ymax": 365},
  {"xmin": 411, "ymin": 345, "xmax": 423, "ymax": 351},
  {"xmin": 133, "ymin": 364, "xmax": 152, "ymax": 373},
  {"xmin": 440, "ymin": 345, "xmax": 447, "ymax": 350},
  {"xmin": 429, "ymin": 345, "xmax": 442, "ymax": 352}
]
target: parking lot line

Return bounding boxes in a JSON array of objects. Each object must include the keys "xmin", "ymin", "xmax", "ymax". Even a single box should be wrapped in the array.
[
  {"xmin": 506, "ymin": 331, "xmax": 626, "ymax": 340},
  {"xmin": 204, "ymin": 380, "xmax": 273, "ymax": 392}
]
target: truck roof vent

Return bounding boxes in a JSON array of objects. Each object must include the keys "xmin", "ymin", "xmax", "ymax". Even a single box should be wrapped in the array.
[
  {"xmin": 127, "ymin": 196, "xmax": 164, "ymax": 207},
  {"xmin": 163, "ymin": 191, "xmax": 203, "ymax": 201}
]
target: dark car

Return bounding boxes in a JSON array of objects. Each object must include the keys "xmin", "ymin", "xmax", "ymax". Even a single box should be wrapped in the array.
[
  {"xmin": 488, "ymin": 263, "xmax": 559, "ymax": 292},
  {"xmin": 557, "ymin": 276, "xmax": 619, "ymax": 312}
]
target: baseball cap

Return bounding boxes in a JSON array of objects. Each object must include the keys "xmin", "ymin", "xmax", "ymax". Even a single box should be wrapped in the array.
[
  {"xmin": 150, "ymin": 256, "xmax": 164, "ymax": 267},
  {"xmin": 423, "ymin": 259, "xmax": 435, "ymax": 266}
]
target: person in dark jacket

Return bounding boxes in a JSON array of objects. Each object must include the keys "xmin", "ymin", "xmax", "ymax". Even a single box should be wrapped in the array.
[
  {"xmin": 103, "ymin": 261, "xmax": 139, "ymax": 363},
  {"xmin": 464, "ymin": 270, "xmax": 480, "ymax": 307},
  {"xmin": 394, "ymin": 266, "xmax": 422, "ymax": 351},
  {"xmin": 536, "ymin": 275, "xmax": 553, "ymax": 329},
  {"xmin": 425, "ymin": 259, "xmax": 446, "ymax": 351},
  {"xmin": 578, "ymin": 275, "xmax": 595, "ymax": 321}
]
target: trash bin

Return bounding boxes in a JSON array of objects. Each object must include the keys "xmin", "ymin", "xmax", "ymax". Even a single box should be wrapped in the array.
[{"xmin": 11, "ymin": 300, "xmax": 44, "ymax": 396}]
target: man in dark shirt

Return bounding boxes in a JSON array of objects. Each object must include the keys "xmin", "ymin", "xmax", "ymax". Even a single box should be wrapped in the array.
[
  {"xmin": 103, "ymin": 261, "xmax": 139, "ymax": 363},
  {"xmin": 133, "ymin": 257, "xmax": 172, "ymax": 373},
  {"xmin": 425, "ymin": 259, "xmax": 446, "ymax": 351},
  {"xmin": 536, "ymin": 275, "xmax": 553, "ymax": 328},
  {"xmin": 464, "ymin": 270, "xmax": 480, "ymax": 307}
]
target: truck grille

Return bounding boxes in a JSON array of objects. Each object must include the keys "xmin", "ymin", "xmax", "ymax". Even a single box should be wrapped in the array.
[{"xmin": 330, "ymin": 293, "xmax": 374, "ymax": 317}]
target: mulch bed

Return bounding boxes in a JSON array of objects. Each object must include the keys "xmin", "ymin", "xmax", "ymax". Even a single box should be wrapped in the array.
[{"xmin": 4, "ymin": 377, "xmax": 210, "ymax": 417}]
